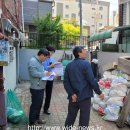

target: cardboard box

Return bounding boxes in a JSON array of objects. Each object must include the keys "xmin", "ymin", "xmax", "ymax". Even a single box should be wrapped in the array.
[
  {"xmin": 102, "ymin": 62, "xmax": 117, "ymax": 72},
  {"xmin": 118, "ymin": 56, "xmax": 130, "ymax": 75}
]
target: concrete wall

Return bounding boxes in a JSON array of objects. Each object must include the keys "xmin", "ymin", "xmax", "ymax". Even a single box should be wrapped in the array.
[
  {"xmin": 3, "ymin": 48, "xmax": 17, "ymax": 91},
  {"xmin": 19, "ymin": 48, "xmax": 73, "ymax": 80},
  {"xmin": 20, "ymin": 49, "xmax": 130, "ymax": 80},
  {"xmin": 19, "ymin": 48, "xmax": 91, "ymax": 81},
  {"xmin": 98, "ymin": 52, "xmax": 130, "ymax": 76}
]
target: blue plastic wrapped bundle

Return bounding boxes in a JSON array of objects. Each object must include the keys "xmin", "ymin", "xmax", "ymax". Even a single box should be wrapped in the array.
[{"xmin": 7, "ymin": 107, "xmax": 24, "ymax": 124}]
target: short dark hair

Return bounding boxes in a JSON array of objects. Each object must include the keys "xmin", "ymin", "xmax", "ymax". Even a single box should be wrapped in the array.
[
  {"xmin": 73, "ymin": 46, "xmax": 84, "ymax": 58},
  {"xmin": 37, "ymin": 48, "xmax": 49, "ymax": 56},
  {"xmin": 46, "ymin": 46, "xmax": 55, "ymax": 52}
]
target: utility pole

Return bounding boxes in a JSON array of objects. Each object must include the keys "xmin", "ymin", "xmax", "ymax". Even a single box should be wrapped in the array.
[
  {"xmin": 21, "ymin": 0, "xmax": 25, "ymax": 32},
  {"xmin": 79, "ymin": 0, "xmax": 83, "ymax": 45},
  {"xmin": 37, "ymin": 0, "xmax": 39, "ymax": 20},
  {"xmin": 95, "ymin": 0, "xmax": 99, "ymax": 33}
]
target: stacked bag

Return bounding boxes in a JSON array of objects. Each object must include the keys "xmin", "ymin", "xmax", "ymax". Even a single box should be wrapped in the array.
[{"xmin": 92, "ymin": 70, "xmax": 129, "ymax": 122}]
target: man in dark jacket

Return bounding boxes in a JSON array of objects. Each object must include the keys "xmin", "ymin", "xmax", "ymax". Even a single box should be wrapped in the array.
[{"xmin": 63, "ymin": 46, "xmax": 104, "ymax": 128}]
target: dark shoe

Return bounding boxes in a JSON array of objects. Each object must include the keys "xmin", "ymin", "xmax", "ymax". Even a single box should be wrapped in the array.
[
  {"xmin": 44, "ymin": 110, "xmax": 51, "ymax": 115},
  {"xmin": 29, "ymin": 122, "xmax": 35, "ymax": 126},
  {"xmin": 29, "ymin": 122, "xmax": 39, "ymax": 126},
  {"xmin": 36, "ymin": 119, "xmax": 46, "ymax": 124}
]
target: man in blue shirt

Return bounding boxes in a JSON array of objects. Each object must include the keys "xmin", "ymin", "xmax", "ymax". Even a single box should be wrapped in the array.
[
  {"xmin": 42, "ymin": 46, "xmax": 55, "ymax": 115},
  {"xmin": 63, "ymin": 46, "xmax": 104, "ymax": 127}
]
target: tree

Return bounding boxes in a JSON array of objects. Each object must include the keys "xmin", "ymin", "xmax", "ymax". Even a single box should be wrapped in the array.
[
  {"xmin": 60, "ymin": 20, "xmax": 80, "ymax": 47},
  {"xmin": 62, "ymin": 19, "xmax": 80, "ymax": 36},
  {"xmin": 62, "ymin": 24, "xmax": 80, "ymax": 36},
  {"xmin": 33, "ymin": 13, "xmax": 63, "ymax": 48}
]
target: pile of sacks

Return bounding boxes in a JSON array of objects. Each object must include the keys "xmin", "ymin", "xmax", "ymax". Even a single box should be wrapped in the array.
[{"xmin": 92, "ymin": 70, "xmax": 129, "ymax": 122}]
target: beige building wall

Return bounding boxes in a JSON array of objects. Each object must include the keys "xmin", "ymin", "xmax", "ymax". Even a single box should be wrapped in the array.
[
  {"xmin": 110, "ymin": 11, "xmax": 119, "ymax": 27},
  {"xmin": 53, "ymin": 0, "xmax": 110, "ymax": 35}
]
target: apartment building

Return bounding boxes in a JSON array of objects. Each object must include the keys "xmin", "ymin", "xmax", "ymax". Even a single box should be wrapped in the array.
[
  {"xmin": 23, "ymin": 0, "xmax": 53, "ymax": 32},
  {"xmin": 119, "ymin": 0, "xmax": 130, "ymax": 26},
  {"xmin": 53, "ymin": 0, "xmax": 110, "ymax": 35}
]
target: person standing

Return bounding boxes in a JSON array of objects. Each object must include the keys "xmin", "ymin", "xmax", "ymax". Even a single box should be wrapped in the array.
[
  {"xmin": 28, "ymin": 48, "xmax": 50, "ymax": 125},
  {"xmin": 43, "ymin": 46, "xmax": 55, "ymax": 115},
  {"xmin": 63, "ymin": 46, "xmax": 104, "ymax": 127}
]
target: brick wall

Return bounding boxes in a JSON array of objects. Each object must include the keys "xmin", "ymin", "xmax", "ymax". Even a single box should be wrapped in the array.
[{"xmin": 0, "ymin": 0, "xmax": 22, "ymax": 30}]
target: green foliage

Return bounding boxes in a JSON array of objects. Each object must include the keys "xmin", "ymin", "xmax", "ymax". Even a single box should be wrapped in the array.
[
  {"xmin": 62, "ymin": 20, "xmax": 80, "ymax": 36},
  {"xmin": 33, "ymin": 13, "xmax": 64, "ymax": 48},
  {"xmin": 63, "ymin": 24, "xmax": 80, "ymax": 36},
  {"xmin": 59, "ymin": 20, "xmax": 80, "ymax": 46}
]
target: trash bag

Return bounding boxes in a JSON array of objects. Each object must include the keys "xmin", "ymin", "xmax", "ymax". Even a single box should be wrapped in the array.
[
  {"xmin": 92, "ymin": 103, "xmax": 99, "ymax": 111},
  {"xmin": 7, "ymin": 107, "xmax": 23, "ymax": 124},
  {"xmin": 103, "ymin": 104, "xmax": 121, "ymax": 122},
  {"xmin": 6, "ymin": 89, "xmax": 28, "ymax": 124},
  {"xmin": 62, "ymin": 60, "xmax": 72, "ymax": 66},
  {"xmin": 109, "ymin": 90, "xmax": 126, "ymax": 97},
  {"xmin": 112, "ymin": 77, "xmax": 128, "ymax": 84},
  {"xmin": 98, "ymin": 106, "xmax": 105, "ymax": 115},
  {"xmin": 106, "ymin": 97, "xmax": 124, "ymax": 106}
]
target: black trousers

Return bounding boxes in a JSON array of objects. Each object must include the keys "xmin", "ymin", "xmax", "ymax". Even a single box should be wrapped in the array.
[
  {"xmin": 91, "ymin": 62, "xmax": 98, "ymax": 78},
  {"xmin": 44, "ymin": 80, "xmax": 53, "ymax": 111},
  {"xmin": 65, "ymin": 98, "xmax": 91, "ymax": 127},
  {"xmin": 29, "ymin": 88, "xmax": 44, "ymax": 124}
]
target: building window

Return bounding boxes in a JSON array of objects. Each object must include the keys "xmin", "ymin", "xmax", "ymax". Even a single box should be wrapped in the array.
[
  {"xmin": 99, "ymin": 6, "xmax": 103, "ymax": 10},
  {"xmin": 123, "ymin": 3, "xmax": 127, "ymax": 25},
  {"xmin": 100, "ymin": 15, "xmax": 103, "ymax": 19},
  {"xmin": 99, "ymin": 23, "xmax": 102, "ymax": 27},
  {"xmin": 71, "ymin": 13, "xmax": 76, "ymax": 19},
  {"xmin": 92, "ymin": 8, "xmax": 95, "ymax": 10},
  {"xmin": 92, "ymin": 16, "xmax": 95, "ymax": 19},
  {"xmin": 65, "ymin": 14, "xmax": 69, "ymax": 18},
  {"xmin": 92, "ymin": 25, "xmax": 95, "ymax": 27},
  {"xmin": 65, "ymin": 5, "xmax": 69, "ymax": 9}
]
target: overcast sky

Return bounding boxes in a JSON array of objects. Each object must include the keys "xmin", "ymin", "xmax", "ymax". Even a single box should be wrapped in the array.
[{"xmin": 105, "ymin": 0, "xmax": 118, "ymax": 12}]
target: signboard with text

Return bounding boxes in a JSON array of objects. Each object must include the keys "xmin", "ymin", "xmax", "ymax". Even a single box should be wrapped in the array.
[{"xmin": 0, "ymin": 40, "xmax": 9, "ymax": 66}]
